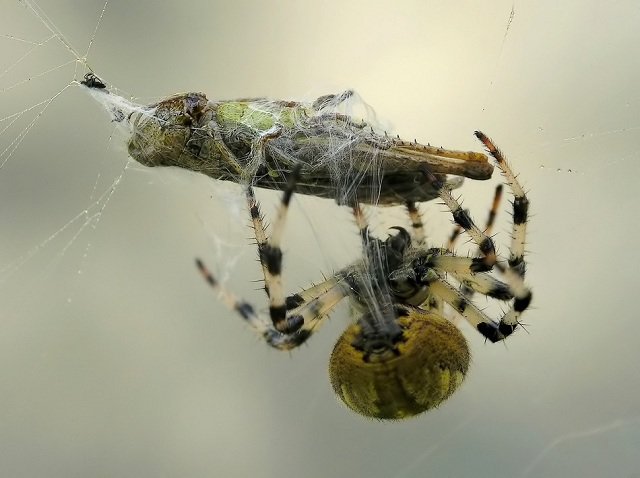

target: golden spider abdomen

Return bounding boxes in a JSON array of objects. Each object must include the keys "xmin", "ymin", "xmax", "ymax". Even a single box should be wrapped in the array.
[{"xmin": 329, "ymin": 310, "xmax": 470, "ymax": 419}]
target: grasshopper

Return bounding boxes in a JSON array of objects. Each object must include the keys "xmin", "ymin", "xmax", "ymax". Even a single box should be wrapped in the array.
[{"xmin": 83, "ymin": 73, "xmax": 493, "ymax": 205}]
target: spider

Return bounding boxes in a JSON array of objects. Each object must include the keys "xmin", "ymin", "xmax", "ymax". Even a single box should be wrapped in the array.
[{"xmin": 196, "ymin": 131, "xmax": 531, "ymax": 420}]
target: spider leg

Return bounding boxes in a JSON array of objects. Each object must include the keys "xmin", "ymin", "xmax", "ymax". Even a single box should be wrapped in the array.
[
  {"xmin": 474, "ymin": 132, "xmax": 528, "ymax": 277},
  {"xmin": 424, "ymin": 170, "xmax": 497, "ymax": 271},
  {"xmin": 351, "ymin": 201, "xmax": 375, "ymax": 245},
  {"xmin": 423, "ymin": 133, "xmax": 531, "ymax": 337},
  {"xmin": 285, "ymin": 277, "xmax": 342, "ymax": 309},
  {"xmin": 246, "ymin": 166, "xmax": 369, "ymax": 337},
  {"xmin": 195, "ymin": 259, "xmax": 346, "ymax": 350},
  {"xmin": 425, "ymin": 133, "xmax": 532, "ymax": 333},
  {"xmin": 196, "ymin": 258, "xmax": 272, "ymax": 338},
  {"xmin": 447, "ymin": 184, "xmax": 502, "ymax": 251},
  {"xmin": 245, "ymin": 187, "xmax": 270, "ymax": 292},
  {"xmin": 405, "ymin": 201, "xmax": 426, "ymax": 245},
  {"xmin": 431, "ymin": 255, "xmax": 512, "ymax": 300},
  {"xmin": 312, "ymin": 90, "xmax": 355, "ymax": 110},
  {"xmin": 474, "ymin": 131, "xmax": 531, "ymax": 329},
  {"xmin": 248, "ymin": 168, "xmax": 305, "ymax": 333},
  {"xmin": 485, "ymin": 184, "xmax": 503, "ymax": 236},
  {"xmin": 458, "ymin": 183, "xmax": 504, "ymax": 299},
  {"xmin": 428, "ymin": 276, "xmax": 512, "ymax": 343},
  {"xmin": 197, "ymin": 167, "xmax": 352, "ymax": 348},
  {"xmin": 282, "ymin": 278, "xmax": 348, "ymax": 336}
]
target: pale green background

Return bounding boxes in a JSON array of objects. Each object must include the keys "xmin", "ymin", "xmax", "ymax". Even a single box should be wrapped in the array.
[{"xmin": 1, "ymin": 1, "xmax": 639, "ymax": 477}]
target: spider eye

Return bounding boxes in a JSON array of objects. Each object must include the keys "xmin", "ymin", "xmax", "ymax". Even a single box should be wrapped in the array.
[{"xmin": 329, "ymin": 310, "xmax": 470, "ymax": 419}]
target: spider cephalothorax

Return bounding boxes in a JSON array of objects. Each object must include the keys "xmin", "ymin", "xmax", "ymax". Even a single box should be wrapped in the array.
[{"xmin": 196, "ymin": 131, "xmax": 531, "ymax": 419}]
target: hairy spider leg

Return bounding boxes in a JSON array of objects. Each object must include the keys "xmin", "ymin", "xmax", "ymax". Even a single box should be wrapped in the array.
[
  {"xmin": 405, "ymin": 201, "xmax": 426, "ymax": 245},
  {"xmin": 196, "ymin": 169, "xmax": 350, "ymax": 350},
  {"xmin": 474, "ymin": 132, "xmax": 528, "ymax": 278},
  {"xmin": 428, "ymin": 277, "xmax": 513, "ymax": 342},
  {"xmin": 405, "ymin": 193, "xmax": 502, "ymax": 315},
  {"xmin": 351, "ymin": 201, "xmax": 373, "ymax": 244},
  {"xmin": 195, "ymin": 259, "xmax": 345, "ymax": 350},
  {"xmin": 447, "ymin": 184, "xmax": 503, "ymax": 250},
  {"xmin": 254, "ymin": 173, "xmax": 348, "ymax": 335},
  {"xmin": 245, "ymin": 186, "xmax": 270, "ymax": 293},
  {"xmin": 447, "ymin": 184, "xmax": 504, "ymax": 301},
  {"xmin": 422, "ymin": 132, "xmax": 531, "ymax": 341},
  {"xmin": 429, "ymin": 255, "xmax": 514, "ymax": 301},
  {"xmin": 425, "ymin": 170, "xmax": 497, "ymax": 271},
  {"xmin": 250, "ymin": 167, "xmax": 310, "ymax": 333},
  {"xmin": 474, "ymin": 131, "xmax": 531, "ymax": 330}
]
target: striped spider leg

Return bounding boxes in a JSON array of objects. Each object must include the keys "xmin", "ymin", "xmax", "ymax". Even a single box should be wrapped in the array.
[
  {"xmin": 447, "ymin": 183, "xmax": 504, "ymax": 301},
  {"xmin": 446, "ymin": 183, "xmax": 503, "ymax": 251},
  {"xmin": 196, "ymin": 168, "xmax": 350, "ymax": 351},
  {"xmin": 417, "ymin": 131, "xmax": 532, "ymax": 342}
]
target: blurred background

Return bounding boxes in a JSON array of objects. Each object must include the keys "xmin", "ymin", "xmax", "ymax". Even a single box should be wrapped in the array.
[{"xmin": 1, "ymin": 1, "xmax": 639, "ymax": 477}]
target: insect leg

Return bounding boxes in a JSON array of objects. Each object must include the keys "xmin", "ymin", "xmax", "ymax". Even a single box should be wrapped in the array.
[
  {"xmin": 206, "ymin": 118, "xmax": 245, "ymax": 176},
  {"xmin": 312, "ymin": 90, "xmax": 355, "ymax": 110},
  {"xmin": 248, "ymin": 124, "xmax": 283, "ymax": 177}
]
